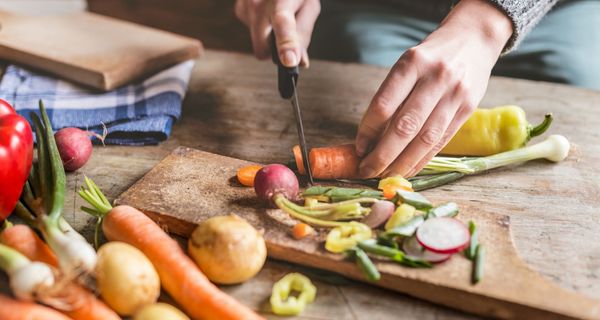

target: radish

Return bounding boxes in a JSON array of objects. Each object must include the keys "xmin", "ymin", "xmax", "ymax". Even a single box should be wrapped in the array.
[
  {"xmin": 416, "ymin": 217, "xmax": 470, "ymax": 254},
  {"xmin": 402, "ymin": 235, "xmax": 451, "ymax": 263},
  {"xmin": 361, "ymin": 200, "xmax": 394, "ymax": 228},
  {"xmin": 254, "ymin": 164, "xmax": 299, "ymax": 204},
  {"xmin": 54, "ymin": 127, "xmax": 93, "ymax": 172}
]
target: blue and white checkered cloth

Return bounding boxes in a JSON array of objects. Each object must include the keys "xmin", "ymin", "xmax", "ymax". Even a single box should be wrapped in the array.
[{"xmin": 0, "ymin": 60, "xmax": 195, "ymax": 145}]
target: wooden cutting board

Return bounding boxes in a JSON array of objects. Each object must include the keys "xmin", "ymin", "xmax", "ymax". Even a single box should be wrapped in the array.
[
  {"xmin": 0, "ymin": 10, "xmax": 202, "ymax": 90},
  {"xmin": 115, "ymin": 147, "xmax": 600, "ymax": 320}
]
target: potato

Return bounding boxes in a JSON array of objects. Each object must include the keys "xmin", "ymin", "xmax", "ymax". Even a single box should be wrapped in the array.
[
  {"xmin": 97, "ymin": 242, "xmax": 160, "ymax": 316},
  {"xmin": 133, "ymin": 303, "xmax": 189, "ymax": 320},
  {"xmin": 188, "ymin": 214, "xmax": 267, "ymax": 284}
]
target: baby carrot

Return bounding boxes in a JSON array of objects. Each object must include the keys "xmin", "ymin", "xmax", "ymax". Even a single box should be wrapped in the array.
[
  {"xmin": 237, "ymin": 165, "xmax": 263, "ymax": 187},
  {"xmin": 0, "ymin": 294, "xmax": 73, "ymax": 320},
  {"xmin": 292, "ymin": 223, "xmax": 315, "ymax": 240}
]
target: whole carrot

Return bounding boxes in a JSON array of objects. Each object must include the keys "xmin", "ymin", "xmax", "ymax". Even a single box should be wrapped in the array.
[
  {"xmin": 0, "ymin": 224, "xmax": 120, "ymax": 320},
  {"xmin": 0, "ymin": 294, "xmax": 73, "ymax": 320},
  {"xmin": 79, "ymin": 177, "xmax": 264, "ymax": 320},
  {"xmin": 294, "ymin": 144, "xmax": 360, "ymax": 179}
]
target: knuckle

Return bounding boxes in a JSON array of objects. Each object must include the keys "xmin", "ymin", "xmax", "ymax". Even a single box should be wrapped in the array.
[
  {"xmin": 419, "ymin": 126, "xmax": 443, "ymax": 146},
  {"xmin": 370, "ymin": 96, "xmax": 395, "ymax": 119},
  {"xmin": 434, "ymin": 60, "xmax": 453, "ymax": 78},
  {"xmin": 393, "ymin": 112, "xmax": 421, "ymax": 138}
]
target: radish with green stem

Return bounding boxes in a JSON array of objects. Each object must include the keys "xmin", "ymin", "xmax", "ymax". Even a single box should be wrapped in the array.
[{"xmin": 411, "ymin": 134, "xmax": 571, "ymax": 191}]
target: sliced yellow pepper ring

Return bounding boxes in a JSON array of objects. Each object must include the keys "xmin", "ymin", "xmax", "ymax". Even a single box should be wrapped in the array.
[
  {"xmin": 270, "ymin": 273, "xmax": 317, "ymax": 316},
  {"xmin": 325, "ymin": 221, "xmax": 372, "ymax": 253}
]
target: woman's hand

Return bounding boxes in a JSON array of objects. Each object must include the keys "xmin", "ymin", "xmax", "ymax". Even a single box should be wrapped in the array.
[
  {"xmin": 356, "ymin": 0, "xmax": 513, "ymax": 178},
  {"xmin": 235, "ymin": 0, "xmax": 321, "ymax": 67}
]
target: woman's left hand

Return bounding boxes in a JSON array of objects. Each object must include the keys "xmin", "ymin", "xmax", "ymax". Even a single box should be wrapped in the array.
[{"xmin": 355, "ymin": 0, "xmax": 513, "ymax": 178}]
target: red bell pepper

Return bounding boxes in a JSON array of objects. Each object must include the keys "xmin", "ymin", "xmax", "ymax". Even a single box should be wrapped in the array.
[{"xmin": 0, "ymin": 98, "xmax": 34, "ymax": 221}]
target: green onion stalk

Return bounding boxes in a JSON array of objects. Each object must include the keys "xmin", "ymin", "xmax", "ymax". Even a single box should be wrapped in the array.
[
  {"xmin": 274, "ymin": 194, "xmax": 376, "ymax": 227},
  {"xmin": 15, "ymin": 100, "xmax": 97, "ymax": 279},
  {"xmin": 410, "ymin": 135, "xmax": 571, "ymax": 191}
]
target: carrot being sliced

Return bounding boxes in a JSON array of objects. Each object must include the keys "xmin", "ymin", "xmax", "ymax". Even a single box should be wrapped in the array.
[
  {"xmin": 237, "ymin": 164, "xmax": 263, "ymax": 187},
  {"xmin": 0, "ymin": 224, "xmax": 120, "ymax": 320},
  {"xmin": 293, "ymin": 144, "xmax": 361, "ymax": 179},
  {"xmin": 0, "ymin": 294, "xmax": 73, "ymax": 320}
]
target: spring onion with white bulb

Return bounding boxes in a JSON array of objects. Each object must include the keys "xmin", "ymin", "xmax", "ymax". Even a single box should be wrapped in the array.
[
  {"xmin": 410, "ymin": 134, "xmax": 571, "ymax": 191},
  {"xmin": 0, "ymin": 242, "xmax": 56, "ymax": 301},
  {"xmin": 14, "ymin": 100, "xmax": 97, "ymax": 279}
]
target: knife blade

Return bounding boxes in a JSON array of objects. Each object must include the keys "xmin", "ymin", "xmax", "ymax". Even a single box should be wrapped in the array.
[{"xmin": 271, "ymin": 35, "xmax": 314, "ymax": 185}]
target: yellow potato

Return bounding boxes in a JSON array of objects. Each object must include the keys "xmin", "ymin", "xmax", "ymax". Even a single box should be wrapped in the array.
[
  {"xmin": 97, "ymin": 242, "xmax": 160, "ymax": 316},
  {"xmin": 188, "ymin": 214, "xmax": 267, "ymax": 284},
  {"xmin": 133, "ymin": 303, "xmax": 189, "ymax": 320}
]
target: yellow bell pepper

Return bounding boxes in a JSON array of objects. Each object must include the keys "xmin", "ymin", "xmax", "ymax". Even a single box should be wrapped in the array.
[
  {"xmin": 441, "ymin": 105, "xmax": 553, "ymax": 156},
  {"xmin": 384, "ymin": 203, "xmax": 416, "ymax": 231},
  {"xmin": 325, "ymin": 222, "xmax": 372, "ymax": 253},
  {"xmin": 270, "ymin": 273, "xmax": 317, "ymax": 316}
]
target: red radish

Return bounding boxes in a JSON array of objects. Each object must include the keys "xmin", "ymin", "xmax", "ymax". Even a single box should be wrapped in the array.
[
  {"xmin": 402, "ymin": 235, "xmax": 452, "ymax": 263},
  {"xmin": 416, "ymin": 217, "xmax": 470, "ymax": 254},
  {"xmin": 54, "ymin": 128, "xmax": 92, "ymax": 171},
  {"xmin": 361, "ymin": 200, "xmax": 394, "ymax": 228},
  {"xmin": 254, "ymin": 164, "xmax": 299, "ymax": 204}
]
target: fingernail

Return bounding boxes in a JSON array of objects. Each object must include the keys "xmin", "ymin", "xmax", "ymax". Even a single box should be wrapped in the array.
[
  {"xmin": 359, "ymin": 165, "xmax": 376, "ymax": 178},
  {"xmin": 355, "ymin": 138, "xmax": 368, "ymax": 156},
  {"xmin": 281, "ymin": 50, "xmax": 297, "ymax": 66}
]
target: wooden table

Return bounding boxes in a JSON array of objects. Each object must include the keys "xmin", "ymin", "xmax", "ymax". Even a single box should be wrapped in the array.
[{"xmin": 2, "ymin": 50, "xmax": 600, "ymax": 319}]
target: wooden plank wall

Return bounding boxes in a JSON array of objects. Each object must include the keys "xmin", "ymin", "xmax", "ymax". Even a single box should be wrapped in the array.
[{"xmin": 87, "ymin": 0, "xmax": 252, "ymax": 53}]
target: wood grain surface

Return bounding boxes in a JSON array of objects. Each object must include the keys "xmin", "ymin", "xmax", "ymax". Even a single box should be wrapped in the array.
[
  {"xmin": 0, "ymin": 10, "xmax": 202, "ymax": 90},
  {"xmin": 1, "ymin": 50, "xmax": 600, "ymax": 319},
  {"xmin": 115, "ymin": 147, "xmax": 600, "ymax": 319}
]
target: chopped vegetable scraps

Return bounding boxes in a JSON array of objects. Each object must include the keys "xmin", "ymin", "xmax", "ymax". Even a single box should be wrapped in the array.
[
  {"xmin": 236, "ymin": 165, "xmax": 263, "ymax": 187},
  {"xmin": 292, "ymin": 223, "xmax": 315, "ymax": 240},
  {"xmin": 325, "ymin": 222, "xmax": 372, "ymax": 253},
  {"xmin": 384, "ymin": 204, "xmax": 416, "ymax": 231},
  {"xmin": 270, "ymin": 273, "xmax": 316, "ymax": 316},
  {"xmin": 303, "ymin": 186, "xmax": 383, "ymax": 202},
  {"xmin": 378, "ymin": 176, "xmax": 413, "ymax": 192}
]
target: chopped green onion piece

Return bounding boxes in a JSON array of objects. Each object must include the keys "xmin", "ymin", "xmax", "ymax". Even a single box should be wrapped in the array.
[
  {"xmin": 473, "ymin": 244, "xmax": 485, "ymax": 284},
  {"xmin": 427, "ymin": 202, "xmax": 459, "ymax": 219},
  {"xmin": 358, "ymin": 239, "xmax": 404, "ymax": 262},
  {"xmin": 384, "ymin": 216, "xmax": 425, "ymax": 238},
  {"xmin": 303, "ymin": 186, "xmax": 383, "ymax": 202},
  {"xmin": 351, "ymin": 247, "xmax": 380, "ymax": 281},
  {"xmin": 396, "ymin": 190, "xmax": 432, "ymax": 210},
  {"xmin": 465, "ymin": 220, "xmax": 478, "ymax": 260}
]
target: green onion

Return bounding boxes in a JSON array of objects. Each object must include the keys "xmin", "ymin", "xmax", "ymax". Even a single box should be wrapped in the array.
[
  {"xmin": 427, "ymin": 202, "xmax": 459, "ymax": 219},
  {"xmin": 411, "ymin": 135, "xmax": 570, "ymax": 191},
  {"xmin": 383, "ymin": 216, "xmax": 424, "ymax": 238},
  {"xmin": 350, "ymin": 247, "xmax": 380, "ymax": 281},
  {"xmin": 395, "ymin": 191, "xmax": 432, "ymax": 210},
  {"xmin": 465, "ymin": 220, "xmax": 478, "ymax": 260},
  {"xmin": 303, "ymin": 186, "xmax": 383, "ymax": 202}
]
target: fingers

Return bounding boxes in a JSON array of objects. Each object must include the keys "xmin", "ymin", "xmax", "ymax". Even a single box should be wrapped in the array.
[
  {"xmin": 358, "ymin": 72, "xmax": 448, "ymax": 178},
  {"xmin": 296, "ymin": 0, "xmax": 320, "ymax": 51},
  {"xmin": 403, "ymin": 105, "xmax": 472, "ymax": 177},
  {"xmin": 271, "ymin": 0, "xmax": 305, "ymax": 66},
  {"xmin": 382, "ymin": 89, "xmax": 463, "ymax": 178},
  {"xmin": 355, "ymin": 54, "xmax": 419, "ymax": 157}
]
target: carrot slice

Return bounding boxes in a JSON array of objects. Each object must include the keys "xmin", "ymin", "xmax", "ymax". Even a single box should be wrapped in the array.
[
  {"xmin": 237, "ymin": 165, "xmax": 263, "ymax": 187},
  {"xmin": 292, "ymin": 223, "xmax": 315, "ymax": 240}
]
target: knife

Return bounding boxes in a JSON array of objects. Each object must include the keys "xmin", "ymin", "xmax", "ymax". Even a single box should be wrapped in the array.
[{"xmin": 271, "ymin": 35, "xmax": 314, "ymax": 185}]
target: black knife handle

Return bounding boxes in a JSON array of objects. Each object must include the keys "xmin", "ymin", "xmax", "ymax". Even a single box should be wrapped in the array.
[{"xmin": 270, "ymin": 34, "xmax": 299, "ymax": 99}]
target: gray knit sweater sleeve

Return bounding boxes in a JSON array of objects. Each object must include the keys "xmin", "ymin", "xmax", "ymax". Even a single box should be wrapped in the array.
[{"xmin": 487, "ymin": 0, "xmax": 559, "ymax": 52}]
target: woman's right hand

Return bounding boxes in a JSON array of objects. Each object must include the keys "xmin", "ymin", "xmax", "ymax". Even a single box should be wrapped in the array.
[{"xmin": 234, "ymin": 0, "xmax": 321, "ymax": 67}]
